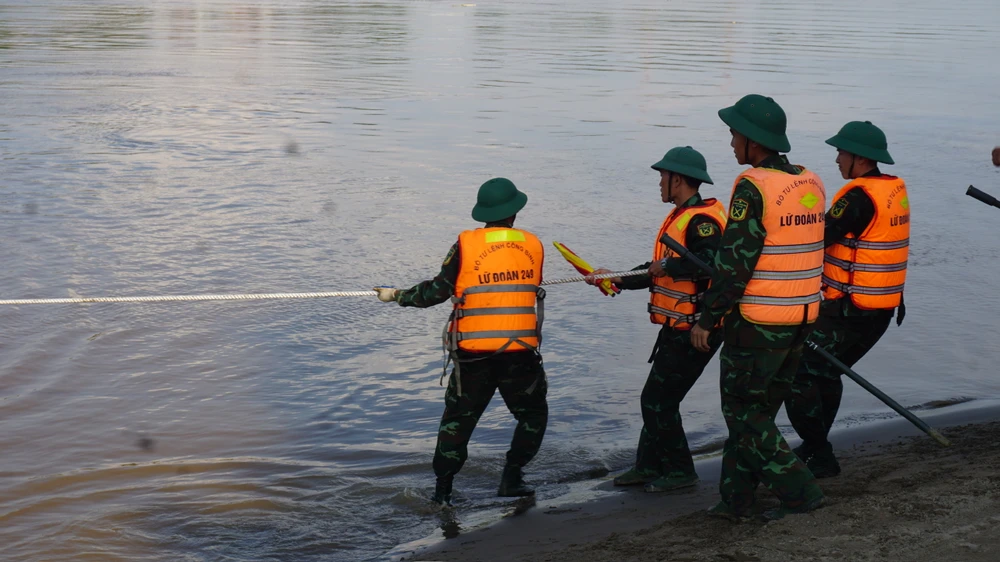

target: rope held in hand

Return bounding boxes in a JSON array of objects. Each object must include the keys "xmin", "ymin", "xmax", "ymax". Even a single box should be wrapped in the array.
[{"xmin": 0, "ymin": 269, "xmax": 648, "ymax": 306}]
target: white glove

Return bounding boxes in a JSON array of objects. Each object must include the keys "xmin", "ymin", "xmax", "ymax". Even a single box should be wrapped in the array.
[{"xmin": 373, "ymin": 286, "xmax": 400, "ymax": 303}]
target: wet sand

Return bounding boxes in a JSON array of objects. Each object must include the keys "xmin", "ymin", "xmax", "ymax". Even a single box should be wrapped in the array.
[{"xmin": 399, "ymin": 402, "xmax": 1000, "ymax": 562}]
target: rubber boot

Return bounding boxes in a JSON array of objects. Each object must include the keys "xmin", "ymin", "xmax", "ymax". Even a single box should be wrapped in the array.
[
  {"xmin": 613, "ymin": 467, "xmax": 659, "ymax": 486},
  {"xmin": 759, "ymin": 495, "xmax": 825, "ymax": 521},
  {"xmin": 644, "ymin": 473, "xmax": 698, "ymax": 493},
  {"xmin": 497, "ymin": 465, "xmax": 535, "ymax": 497},
  {"xmin": 707, "ymin": 498, "xmax": 755, "ymax": 521},
  {"xmin": 792, "ymin": 442, "xmax": 815, "ymax": 464},
  {"xmin": 806, "ymin": 443, "xmax": 841, "ymax": 479},
  {"xmin": 431, "ymin": 475, "xmax": 453, "ymax": 506}
]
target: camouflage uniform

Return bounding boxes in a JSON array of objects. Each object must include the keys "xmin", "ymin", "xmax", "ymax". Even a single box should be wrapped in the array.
[
  {"xmin": 785, "ymin": 168, "xmax": 899, "ymax": 465},
  {"xmin": 617, "ymin": 193, "xmax": 724, "ymax": 480},
  {"xmin": 396, "ymin": 223, "xmax": 548, "ymax": 481},
  {"xmin": 697, "ymin": 155, "xmax": 823, "ymax": 512}
]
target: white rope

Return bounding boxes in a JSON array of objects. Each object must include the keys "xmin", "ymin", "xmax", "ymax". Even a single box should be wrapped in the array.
[
  {"xmin": 540, "ymin": 268, "xmax": 647, "ymax": 286},
  {"xmin": 0, "ymin": 270, "xmax": 648, "ymax": 306}
]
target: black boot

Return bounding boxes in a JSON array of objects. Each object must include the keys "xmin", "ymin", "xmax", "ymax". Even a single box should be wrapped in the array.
[
  {"xmin": 431, "ymin": 475, "xmax": 453, "ymax": 506},
  {"xmin": 807, "ymin": 443, "xmax": 841, "ymax": 479},
  {"xmin": 793, "ymin": 442, "xmax": 815, "ymax": 463},
  {"xmin": 497, "ymin": 465, "xmax": 535, "ymax": 497}
]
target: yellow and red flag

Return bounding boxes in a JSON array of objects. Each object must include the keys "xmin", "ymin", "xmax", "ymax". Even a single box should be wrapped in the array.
[{"xmin": 552, "ymin": 241, "xmax": 621, "ymax": 297}]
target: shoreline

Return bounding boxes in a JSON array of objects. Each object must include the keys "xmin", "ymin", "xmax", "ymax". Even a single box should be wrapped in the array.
[{"xmin": 390, "ymin": 399, "xmax": 1000, "ymax": 561}]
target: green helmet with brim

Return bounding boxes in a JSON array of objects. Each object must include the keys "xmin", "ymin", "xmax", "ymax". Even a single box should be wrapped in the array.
[
  {"xmin": 650, "ymin": 146, "xmax": 714, "ymax": 184},
  {"xmin": 718, "ymin": 94, "xmax": 791, "ymax": 153},
  {"xmin": 825, "ymin": 120, "xmax": 894, "ymax": 165},
  {"xmin": 471, "ymin": 177, "xmax": 528, "ymax": 222}
]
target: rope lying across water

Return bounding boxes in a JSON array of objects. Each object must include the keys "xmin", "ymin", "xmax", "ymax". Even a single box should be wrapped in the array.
[{"xmin": 0, "ymin": 269, "xmax": 649, "ymax": 306}]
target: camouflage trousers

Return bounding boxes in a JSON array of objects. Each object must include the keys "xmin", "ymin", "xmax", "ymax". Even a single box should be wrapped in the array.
[
  {"xmin": 718, "ymin": 344, "xmax": 822, "ymax": 510},
  {"xmin": 432, "ymin": 351, "xmax": 548, "ymax": 478},
  {"xmin": 633, "ymin": 326, "xmax": 723, "ymax": 478},
  {"xmin": 786, "ymin": 312, "xmax": 892, "ymax": 450}
]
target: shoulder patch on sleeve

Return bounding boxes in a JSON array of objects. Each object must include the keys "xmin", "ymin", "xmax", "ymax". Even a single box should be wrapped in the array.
[
  {"xmin": 697, "ymin": 222, "xmax": 716, "ymax": 237},
  {"xmin": 729, "ymin": 199, "xmax": 749, "ymax": 221},
  {"xmin": 442, "ymin": 246, "xmax": 457, "ymax": 266},
  {"xmin": 830, "ymin": 197, "xmax": 849, "ymax": 219}
]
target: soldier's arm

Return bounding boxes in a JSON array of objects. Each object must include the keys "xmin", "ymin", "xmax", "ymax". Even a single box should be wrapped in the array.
[
  {"xmin": 616, "ymin": 262, "xmax": 653, "ymax": 290},
  {"xmin": 695, "ymin": 180, "xmax": 766, "ymax": 330},
  {"xmin": 664, "ymin": 215, "xmax": 723, "ymax": 279},
  {"xmin": 825, "ymin": 187, "xmax": 875, "ymax": 247},
  {"xmin": 396, "ymin": 242, "xmax": 461, "ymax": 308}
]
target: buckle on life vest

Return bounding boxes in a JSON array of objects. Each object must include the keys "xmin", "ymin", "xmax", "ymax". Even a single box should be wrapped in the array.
[
  {"xmin": 536, "ymin": 287, "xmax": 546, "ymax": 300},
  {"xmin": 450, "ymin": 295, "xmax": 465, "ymax": 305},
  {"xmin": 840, "ymin": 237, "xmax": 860, "ymax": 249}
]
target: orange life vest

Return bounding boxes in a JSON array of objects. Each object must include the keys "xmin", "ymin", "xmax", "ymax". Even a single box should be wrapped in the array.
[
  {"xmin": 447, "ymin": 228, "xmax": 545, "ymax": 353},
  {"xmin": 735, "ymin": 166, "xmax": 826, "ymax": 326},
  {"xmin": 822, "ymin": 176, "xmax": 909, "ymax": 309},
  {"xmin": 649, "ymin": 199, "xmax": 728, "ymax": 329}
]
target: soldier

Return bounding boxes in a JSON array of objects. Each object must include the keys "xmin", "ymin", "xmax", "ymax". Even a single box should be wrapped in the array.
[
  {"xmin": 689, "ymin": 94, "xmax": 826, "ymax": 521},
  {"xmin": 587, "ymin": 146, "xmax": 727, "ymax": 493},
  {"xmin": 373, "ymin": 178, "xmax": 548, "ymax": 506},
  {"xmin": 785, "ymin": 121, "xmax": 909, "ymax": 478}
]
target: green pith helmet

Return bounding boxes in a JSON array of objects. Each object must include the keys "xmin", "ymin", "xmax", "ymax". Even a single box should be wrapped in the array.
[
  {"xmin": 718, "ymin": 94, "xmax": 791, "ymax": 153},
  {"xmin": 471, "ymin": 177, "xmax": 528, "ymax": 222},
  {"xmin": 650, "ymin": 146, "xmax": 714, "ymax": 184},
  {"xmin": 825, "ymin": 120, "xmax": 894, "ymax": 165}
]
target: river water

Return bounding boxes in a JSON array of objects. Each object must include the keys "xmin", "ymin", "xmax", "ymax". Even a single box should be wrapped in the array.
[{"xmin": 2, "ymin": 1, "xmax": 999, "ymax": 560}]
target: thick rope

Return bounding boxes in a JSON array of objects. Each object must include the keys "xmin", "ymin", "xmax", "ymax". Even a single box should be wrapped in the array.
[{"xmin": 0, "ymin": 269, "xmax": 649, "ymax": 306}]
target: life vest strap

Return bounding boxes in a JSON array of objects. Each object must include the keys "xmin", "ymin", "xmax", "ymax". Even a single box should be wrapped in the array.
[
  {"xmin": 822, "ymin": 275, "xmax": 905, "ymax": 295},
  {"xmin": 750, "ymin": 266, "xmax": 824, "ymax": 281},
  {"xmin": 648, "ymin": 304, "xmax": 699, "ymax": 324},
  {"xmin": 462, "ymin": 283, "xmax": 540, "ymax": 295},
  {"xmin": 760, "ymin": 241, "xmax": 825, "ymax": 255},
  {"xmin": 739, "ymin": 293, "xmax": 821, "ymax": 306},
  {"xmin": 650, "ymin": 285, "xmax": 701, "ymax": 304},
  {"xmin": 454, "ymin": 306, "xmax": 536, "ymax": 318},
  {"xmin": 455, "ymin": 329, "xmax": 539, "ymax": 341},
  {"xmin": 824, "ymin": 256, "xmax": 907, "ymax": 273},
  {"xmin": 837, "ymin": 237, "xmax": 909, "ymax": 250},
  {"xmin": 849, "ymin": 284, "xmax": 905, "ymax": 295},
  {"xmin": 670, "ymin": 273, "xmax": 711, "ymax": 283}
]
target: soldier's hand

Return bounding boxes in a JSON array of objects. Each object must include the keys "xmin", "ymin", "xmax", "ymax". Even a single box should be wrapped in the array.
[
  {"xmin": 648, "ymin": 259, "xmax": 668, "ymax": 278},
  {"xmin": 993, "ymin": 147, "xmax": 1000, "ymax": 167},
  {"xmin": 586, "ymin": 268, "xmax": 621, "ymax": 285},
  {"xmin": 373, "ymin": 286, "xmax": 400, "ymax": 303},
  {"xmin": 690, "ymin": 324, "xmax": 712, "ymax": 352}
]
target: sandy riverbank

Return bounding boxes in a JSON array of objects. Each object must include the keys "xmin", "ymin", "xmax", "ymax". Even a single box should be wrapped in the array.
[{"xmin": 398, "ymin": 403, "xmax": 1000, "ymax": 562}]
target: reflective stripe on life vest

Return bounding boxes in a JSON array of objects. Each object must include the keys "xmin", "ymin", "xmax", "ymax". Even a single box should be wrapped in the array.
[
  {"xmin": 448, "ymin": 229, "xmax": 544, "ymax": 353},
  {"xmin": 648, "ymin": 198, "xmax": 728, "ymax": 329},
  {"xmin": 822, "ymin": 176, "xmax": 910, "ymax": 309},
  {"xmin": 734, "ymin": 166, "xmax": 826, "ymax": 326}
]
